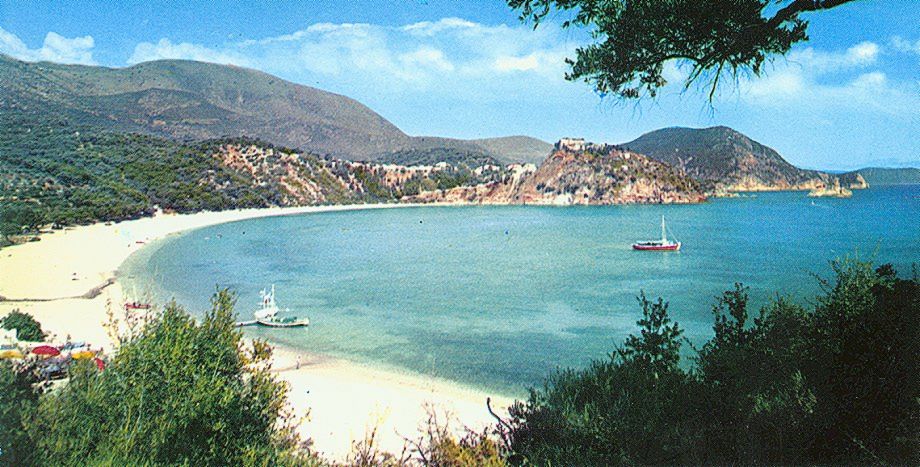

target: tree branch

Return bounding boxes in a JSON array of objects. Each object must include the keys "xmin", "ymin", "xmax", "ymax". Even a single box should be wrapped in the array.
[{"xmin": 767, "ymin": 0, "xmax": 858, "ymax": 29}]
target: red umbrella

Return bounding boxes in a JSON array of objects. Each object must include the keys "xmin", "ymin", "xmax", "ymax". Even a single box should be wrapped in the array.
[
  {"xmin": 31, "ymin": 345, "xmax": 61, "ymax": 357},
  {"xmin": 93, "ymin": 357, "xmax": 106, "ymax": 371}
]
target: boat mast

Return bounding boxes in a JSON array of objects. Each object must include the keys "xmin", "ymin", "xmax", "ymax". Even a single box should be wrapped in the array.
[{"xmin": 661, "ymin": 216, "xmax": 667, "ymax": 243}]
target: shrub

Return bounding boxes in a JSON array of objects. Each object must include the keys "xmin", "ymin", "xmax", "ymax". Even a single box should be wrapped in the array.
[
  {"xmin": 0, "ymin": 310, "xmax": 47, "ymax": 342},
  {"xmin": 0, "ymin": 361, "xmax": 40, "ymax": 466},
  {"xmin": 21, "ymin": 290, "xmax": 320, "ymax": 466},
  {"xmin": 348, "ymin": 407, "xmax": 507, "ymax": 467},
  {"xmin": 501, "ymin": 259, "xmax": 919, "ymax": 465}
]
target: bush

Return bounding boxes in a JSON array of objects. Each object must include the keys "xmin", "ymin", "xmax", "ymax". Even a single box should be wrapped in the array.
[
  {"xmin": 347, "ymin": 407, "xmax": 507, "ymax": 467},
  {"xmin": 0, "ymin": 361, "xmax": 40, "ymax": 466},
  {"xmin": 501, "ymin": 259, "xmax": 920, "ymax": 465},
  {"xmin": 0, "ymin": 310, "xmax": 47, "ymax": 342},
  {"xmin": 15, "ymin": 290, "xmax": 319, "ymax": 466}
]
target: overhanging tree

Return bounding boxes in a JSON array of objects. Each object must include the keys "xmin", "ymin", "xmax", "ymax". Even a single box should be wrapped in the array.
[{"xmin": 507, "ymin": 0, "xmax": 857, "ymax": 100}]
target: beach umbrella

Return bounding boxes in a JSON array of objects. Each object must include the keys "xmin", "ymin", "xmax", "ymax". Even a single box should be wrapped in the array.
[
  {"xmin": 32, "ymin": 345, "xmax": 61, "ymax": 357},
  {"xmin": 71, "ymin": 350, "xmax": 95, "ymax": 360},
  {"xmin": 0, "ymin": 349, "xmax": 23, "ymax": 359},
  {"xmin": 93, "ymin": 357, "xmax": 105, "ymax": 371}
]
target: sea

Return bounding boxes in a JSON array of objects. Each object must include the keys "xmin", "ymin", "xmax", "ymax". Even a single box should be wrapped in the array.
[{"xmin": 120, "ymin": 185, "xmax": 920, "ymax": 396}]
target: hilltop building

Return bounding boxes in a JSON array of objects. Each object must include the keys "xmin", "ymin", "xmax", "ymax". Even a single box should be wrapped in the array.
[{"xmin": 556, "ymin": 138, "xmax": 586, "ymax": 152}]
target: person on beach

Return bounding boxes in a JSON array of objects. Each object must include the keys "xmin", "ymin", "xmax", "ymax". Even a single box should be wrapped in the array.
[{"xmin": 295, "ymin": 355, "xmax": 301, "ymax": 369}]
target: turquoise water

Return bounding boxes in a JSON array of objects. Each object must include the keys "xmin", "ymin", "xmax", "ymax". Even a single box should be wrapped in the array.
[{"xmin": 121, "ymin": 186, "xmax": 920, "ymax": 395}]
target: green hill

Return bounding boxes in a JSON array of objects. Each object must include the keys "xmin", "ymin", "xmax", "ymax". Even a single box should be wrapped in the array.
[
  {"xmin": 0, "ymin": 54, "xmax": 549, "ymax": 163},
  {"xmin": 0, "ymin": 112, "xmax": 381, "ymax": 239},
  {"xmin": 0, "ymin": 54, "xmax": 409, "ymax": 159},
  {"xmin": 848, "ymin": 167, "xmax": 920, "ymax": 185},
  {"xmin": 469, "ymin": 136, "xmax": 552, "ymax": 165},
  {"xmin": 624, "ymin": 126, "xmax": 839, "ymax": 191}
]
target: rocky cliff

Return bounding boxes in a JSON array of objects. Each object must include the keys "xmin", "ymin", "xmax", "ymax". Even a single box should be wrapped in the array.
[
  {"xmin": 807, "ymin": 178, "xmax": 853, "ymax": 198},
  {"xmin": 406, "ymin": 144, "xmax": 706, "ymax": 205}
]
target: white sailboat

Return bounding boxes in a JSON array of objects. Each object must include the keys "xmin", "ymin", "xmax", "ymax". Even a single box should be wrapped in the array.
[{"xmin": 632, "ymin": 216, "xmax": 681, "ymax": 251}]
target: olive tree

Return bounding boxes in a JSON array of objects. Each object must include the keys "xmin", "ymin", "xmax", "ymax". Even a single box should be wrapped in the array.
[{"xmin": 507, "ymin": 0, "xmax": 857, "ymax": 100}]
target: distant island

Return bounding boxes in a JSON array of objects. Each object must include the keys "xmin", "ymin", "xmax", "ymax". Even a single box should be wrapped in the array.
[{"xmin": 844, "ymin": 167, "xmax": 920, "ymax": 186}]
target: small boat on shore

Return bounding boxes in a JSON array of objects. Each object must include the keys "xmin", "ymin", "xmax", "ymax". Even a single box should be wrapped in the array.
[
  {"xmin": 124, "ymin": 302, "xmax": 152, "ymax": 310},
  {"xmin": 257, "ymin": 316, "xmax": 310, "ymax": 327},
  {"xmin": 236, "ymin": 285, "xmax": 309, "ymax": 328},
  {"xmin": 632, "ymin": 216, "xmax": 681, "ymax": 251}
]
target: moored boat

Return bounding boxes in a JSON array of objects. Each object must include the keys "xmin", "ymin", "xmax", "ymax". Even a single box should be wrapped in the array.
[
  {"xmin": 236, "ymin": 285, "xmax": 309, "ymax": 328},
  {"xmin": 257, "ymin": 316, "xmax": 310, "ymax": 328},
  {"xmin": 254, "ymin": 285, "xmax": 281, "ymax": 320},
  {"xmin": 632, "ymin": 216, "xmax": 681, "ymax": 251}
]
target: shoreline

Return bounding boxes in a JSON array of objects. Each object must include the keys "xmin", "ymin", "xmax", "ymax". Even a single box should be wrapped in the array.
[{"xmin": 0, "ymin": 202, "xmax": 512, "ymax": 461}]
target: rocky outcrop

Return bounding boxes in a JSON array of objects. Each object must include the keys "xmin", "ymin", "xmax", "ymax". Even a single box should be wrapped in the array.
[
  {"xmin": 406, "ymin": 145, "xmax": 706, "ymax": 205},
  {"xmin": 208, "ymin": 140, "xmax": 513, "ymax": 205},
  {"xmin": 808, "ymin": 178, "xmax": 853, "ymax": 198},
  {"xmin": 211, "ymin": 143, "xmax": 355, "ymax": 204},
  {"xmin": 837, "ymin": 171, "xmax": 870, "ymax": 189}
]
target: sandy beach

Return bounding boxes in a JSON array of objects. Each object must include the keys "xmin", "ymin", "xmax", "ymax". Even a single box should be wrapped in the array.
[{"xmin": 0, "ymin": 204, "xmax": 511, "ymax": 461}]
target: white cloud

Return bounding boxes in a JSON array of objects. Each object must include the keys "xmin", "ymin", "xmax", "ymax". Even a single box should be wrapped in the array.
[
  {"xmin": 891, "ymin": 36, "xmax": 920, "ymax": 55},
  {"xmin": 494, "ymin": 54, "xmax": 540, "ymax": 72},
  {"xmin": 401, "ymin": 17, "xmax": 479, "ymax": 36},
  {"xmin": 127, "ymin": 18, "xmax": 575, "ymax": 93},
  {"xmin": 128, "ymin": 38, "xmax": 250, "ymax": 66},
  {"xmin": 741, "ymin": 41, "xmax": 890, "ymax": 101},
  {"xmin": 851, "ymin": 71, "xmax": 887, "ymax": 88},
  {"xmin": 0, "ymin": 27, "xmax": 96, "ymax": 65},
  {"xmin": 745, "ymin": 69, "xmax": 806, "ymax": 98},
  {"xmin": 400, "ymin": 47, "xmax": 454, "ymax": 72},
  {"xmin": 733, "ymin": 39, "xmax": 920, "ymax": 121},
  {"xmin": 779, "ymin": 41, "xmax": 880, "ymax": 75},
  {"xmin": 845, "ymin": 41, "xmax": 879, "ymax": 63}
]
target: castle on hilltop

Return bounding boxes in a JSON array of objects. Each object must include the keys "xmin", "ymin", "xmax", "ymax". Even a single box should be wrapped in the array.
[
  {"xmin": 555, "ymin": 138, "xmax": 624, "ymax": 154},
  {"xmin": 555, "ymin": 137, "xmax": 586, "ymax": 151}
]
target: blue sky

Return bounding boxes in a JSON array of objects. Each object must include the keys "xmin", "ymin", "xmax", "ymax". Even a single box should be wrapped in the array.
[{"xmin": 1, "ymin": 0, "xmax": 917, "ymax": 169}]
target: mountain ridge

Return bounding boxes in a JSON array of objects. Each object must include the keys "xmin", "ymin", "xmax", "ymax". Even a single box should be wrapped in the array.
[{"xmin": 0, "ymin": 53, "xmax": 550, "ymax": 164}]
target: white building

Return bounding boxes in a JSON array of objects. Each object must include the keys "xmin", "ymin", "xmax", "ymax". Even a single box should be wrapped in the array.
[{"xmin": 556, "ymin": 137, "xmax": 586, "ymax": 152}]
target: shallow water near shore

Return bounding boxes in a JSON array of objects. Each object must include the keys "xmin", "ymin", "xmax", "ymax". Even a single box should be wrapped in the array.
[{"xmin": 121, "ymin": 186, "xmax": 920, "ymax": 396}]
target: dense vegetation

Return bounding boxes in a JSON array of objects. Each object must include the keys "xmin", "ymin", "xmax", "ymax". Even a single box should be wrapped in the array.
[
  {"xmin": 0, "ymin": 114, "xmax": 409, "ymax": 244},
  {"xmin": 499, "ymin": 258, "xmax": 919, "ymax": 465},
  {"xmin": 0, "ymin": 112, "xmax": 523, "ymax": 244},
  {"xmin": 0, "ymin": 291, "xmax": 319, "ymax": 466},
  {"xmin": 0, "ymin": 311, "xmax": 47, "ymax": 342},
  {"xmin": 0, "ymin": 293, "xmax": 509, "ymax": 466},
  {"xmin": 0, "ymin": 114, "xmax": 276, "ymax": 233},
  {"xmin": 375, "ymin": 148, "xmax": 502, "ymax": 169}
]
